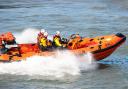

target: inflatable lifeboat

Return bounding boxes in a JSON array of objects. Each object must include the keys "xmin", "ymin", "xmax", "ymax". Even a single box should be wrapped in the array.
[{"xmin": 0, "ymin": 33, "xmax": 126, "ymax": 62}]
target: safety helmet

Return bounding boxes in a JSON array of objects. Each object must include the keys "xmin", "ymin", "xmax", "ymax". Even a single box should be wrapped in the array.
[
  {"xmin": 41, "ymin": 29, "xmax": 45, "ymax": 33},
  {"xmin": 44, "ymin": 32, "xmax": 48, "ymax": 37},
  {"xmin": 56, "ymin": 31, "xmax": 60, "ymax": 35}
]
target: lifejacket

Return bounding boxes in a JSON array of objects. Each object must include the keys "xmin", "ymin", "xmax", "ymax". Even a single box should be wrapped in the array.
[
  {"xmin": 53, "ymin": 35, "xmax": 62, "ymax": 47},
  {"xmin": 40, "ymin": 37, "xmax": 48, "ymax": 47}
]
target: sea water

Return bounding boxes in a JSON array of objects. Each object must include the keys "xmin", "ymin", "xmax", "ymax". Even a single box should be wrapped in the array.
[{"xmin": 0, "ymin": 0, "xmax": 128, "ymax": 89}]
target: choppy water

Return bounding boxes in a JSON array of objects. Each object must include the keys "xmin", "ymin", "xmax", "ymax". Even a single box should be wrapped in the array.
[{"xmin": 0, "ymin": 0, "xmax": 128, "ymax": 89}]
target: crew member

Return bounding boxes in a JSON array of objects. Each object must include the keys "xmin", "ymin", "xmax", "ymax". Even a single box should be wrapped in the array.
[
  {"xmin": 53, "ymin": 31, "xmax": 63, "ymax": 48},
  {"xmin": 39, "ymin": 32, "xmax": 51, "ymax": 51},
  {"xmin": 37, "ymin": 29, "xmax": 45, "ymax": 43}
]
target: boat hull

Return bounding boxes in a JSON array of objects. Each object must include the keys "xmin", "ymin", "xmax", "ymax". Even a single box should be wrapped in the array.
[{"xmin": 0, "ymin": 33, "xmax": 126, "ymax": 62}]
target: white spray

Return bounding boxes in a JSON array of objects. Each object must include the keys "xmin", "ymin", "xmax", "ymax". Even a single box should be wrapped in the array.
[
  {"xmin": 15, "ymin": 28, "xmax": 53, "ymax": 44},
  {"xmin": 15, "ymin": 28, "xmax": 39, "ymax": 43}
]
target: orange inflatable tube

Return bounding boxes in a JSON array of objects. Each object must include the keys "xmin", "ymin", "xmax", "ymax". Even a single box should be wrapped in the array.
[{"xmin": 0, "ymin": 33, "xmax": 126, "ymax": 62}]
